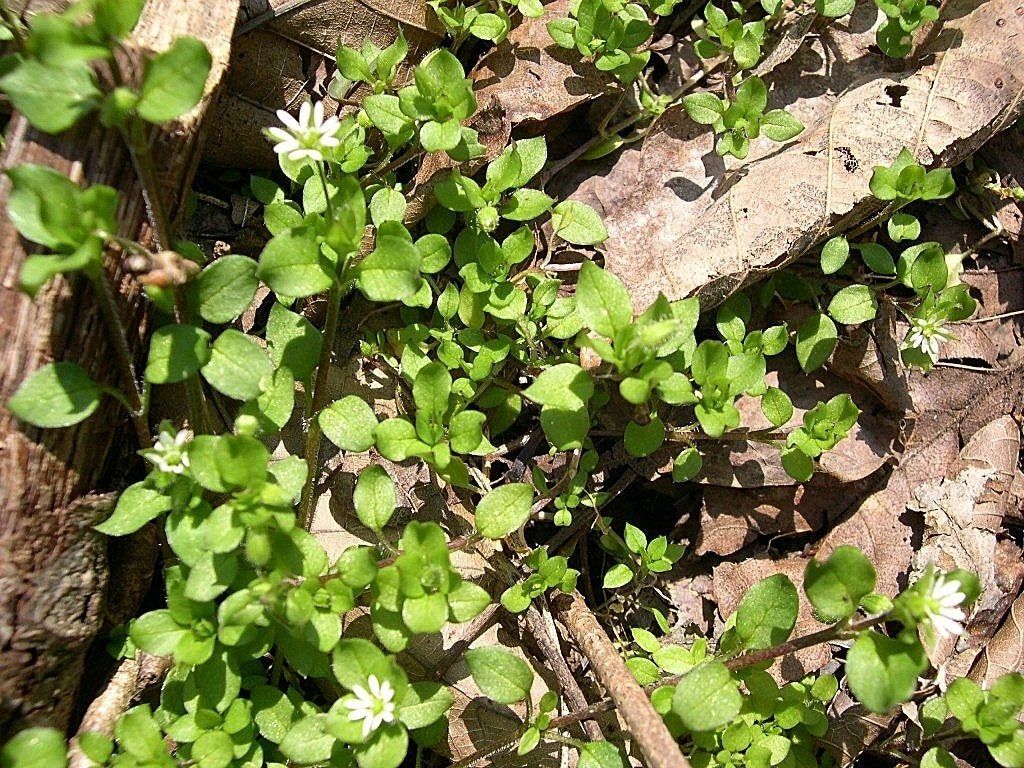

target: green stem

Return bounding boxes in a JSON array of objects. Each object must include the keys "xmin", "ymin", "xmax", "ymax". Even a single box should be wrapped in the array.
[
  {"xmin": 120, "ymin": 118, "xmax": 210, "ymax": 433},
  {"xmin": 298, "ymin": 282, "xmax": 343, "ymax": 530},
  {"xmin": 88, "ymin": 271, "xmax": 152, "ymax": 448},
  {"xmin": 123, "ymin": 120, "xmax": 173, "ymax": 250}
]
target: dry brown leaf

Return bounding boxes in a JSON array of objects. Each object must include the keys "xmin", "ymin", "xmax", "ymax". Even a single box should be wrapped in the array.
[
  {"xmin": 698, "ymin": 361, "xmax": 896, "ymax": 487},
  {"xmin": 821, "ymin": 690, "xmax": 897, "ymax": 767},
  {"xmin": 969, "ymin": 592, "xmax": 1024, "ymax": 688},
  {"xmin": 205, "ymin": 0, "xmax": 443, "ymax": 167},
  {"xmin": 577, "ymin": 0, "xmax": 1024, "ymax": 310},
  {"xmin": 695, "ymin": 474, "xmax": 876, "ymax": 556}
]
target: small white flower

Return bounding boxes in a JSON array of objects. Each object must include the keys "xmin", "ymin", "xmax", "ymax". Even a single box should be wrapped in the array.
[
  {"xmin": 922, "ymin": 573, "xmax": 967, "ymax": 639},
  {"xmin": 141, "ymin": 423, "xmax": 191, "ymax": 474},
  {"xmin": 343, "ymin": 674, "xmax": 396, "ymax": 739},
  {"xmin": 904, "ymin": 311, "xmax": 954, "ymax": 364},
  {"xmin": 266, "ymin": 101, "xmax": 342, "ymax": 163}
]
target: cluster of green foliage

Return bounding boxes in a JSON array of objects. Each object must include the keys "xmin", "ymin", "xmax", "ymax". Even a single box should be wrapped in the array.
[
  {"xmin": 874, "ymin": 0, "xmax": 938, "ymax": 57},
  {"xmin": 3, "ymin": 3, "xmax": 1020, "ymax": 768}
]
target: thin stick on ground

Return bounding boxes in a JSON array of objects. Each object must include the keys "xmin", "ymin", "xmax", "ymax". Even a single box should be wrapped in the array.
[
  {"xmin": 552, "ymin": 591, "xmax": 692, "ymax": 768},
  {"xmin": 67, "ymin": 652, "xmax": 172, "ymax": 768},
  {"xmin": 522, "ymin": 603, "xmax": 605, "ymax": 742}
]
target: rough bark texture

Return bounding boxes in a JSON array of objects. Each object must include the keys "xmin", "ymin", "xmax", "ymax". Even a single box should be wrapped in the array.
[{"xmin": 0, "ymin": 0, "xmax": 240, "ymax": 737}]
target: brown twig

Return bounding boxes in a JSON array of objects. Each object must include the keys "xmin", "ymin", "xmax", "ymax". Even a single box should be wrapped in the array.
[
  {"xmin": 67, "ymin": 652, "xmax": 172, "ymax": 768},
  {"xmin": 522, "ymin": 603, "xmax": 605, "ymax": 742},
  {"xmin": 552, "ymin": 591, "xmax": 691, "ymax": 768}
]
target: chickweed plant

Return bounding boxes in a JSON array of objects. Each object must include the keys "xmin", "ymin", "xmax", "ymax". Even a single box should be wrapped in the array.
[{"xmin": 2, "ymin": 3, "xmax": 1021, "ymax": 768}]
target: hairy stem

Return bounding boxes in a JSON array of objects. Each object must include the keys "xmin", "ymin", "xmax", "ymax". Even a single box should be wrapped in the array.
[
  {"xmin": 88, "ymin": 271, "xmax": 152, "ymax": 448},
  {"xmin": 298, "ymin": 282, "xmax": 343, "ymax": 530},
  {"xmin": 121, "ymin": 118, "xmax": 209, "ymax": 431}
]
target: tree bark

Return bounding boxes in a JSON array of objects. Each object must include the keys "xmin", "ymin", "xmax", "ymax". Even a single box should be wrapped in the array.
[{"xmin": 0, "ymin": 0, "xmax": 241, "ymax": 737}]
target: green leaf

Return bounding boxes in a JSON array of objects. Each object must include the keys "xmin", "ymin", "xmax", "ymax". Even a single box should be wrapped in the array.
[
  {"xmin": 191, "ymin": 730, "xmax": 232, "ymax": 768},
  {"xmin": 201, "ymin": 329, "xmax": 273, "ymax": 401},
  {"xmin": 815, "ymin": 0, "xmax": 855, "ymax": 15},
  {"xmin": 447, "ymin": 580, "xmax": 491, "ymax": 623},
  {"xmin": 476, "ymin": 483, "xmax": 534, "ymax": 539},
  {"xmin": 7, "ymin": 362, "xmax": 102, "ymax": 428},
  {"xmin": 551, "ymin": 201, "xmax": 608, "ymax": 245},
  {"xmin": 364, "ymin": 94, "xmax": 415, "ymax": 144},
  {"xmin": 0, "ymin": 59, "xmax": 100, "ymax": 133},
  {"xmin": 683, "ymin": 92, "xmax": 726, "ymax": 125},
  {"xmin": 130, "ymin": 609, "xmax": 186, "ymax": 656},
  {"xmin": 196, "ymin": 255, "xmax": 259, "ymax": 323},
  {"xmin": 827, "ymin": 285, "xmax": 878, "ymax": 325},
  {"xmin": 136, "ymin": 37, "xmax": 212, "ymax": 123},
  {"xmin": 434, "ymin": 172, "xmax": 485, "ymax": 212},
  {"xmin": 795, "ymin": 312, "xmax": 837, "ymax": 372},
  {"xmin": 95, "ymin": 482, "xmax": 172, "ymax": 536},
  {"xmin": 6, "ymin": 164, "xmax": 88, "ymax": 251},
  {"xmin": 501, "ymin": 188, "xmax": 554, "ymax": 221},
  {"xmin": 353, "ymin": 465, "xmax": 395, "ymax": 531},
  {"xmin": 603, "ymin": 563, "xmax": 633, "ymax": 589},
  {"xmin": 403, "ymin": 592, "xmax": 449, "ymax": 634},
  {"xmin": 374, "ymin": 418, "xmax": 430, "ymax": 461},
  {"xmin": 464, "ymin": 647, "xmax": 534, "ymax": 704},
  {"xmin": 449, "ymin": 409, "xmax": 492, "ymax": 455},
  {"xmin": 921, "ymin": 747, "xmax": 956, "ymax": 768},
  {"xmin": 356, "ymin": 221, "xmax": 421, "ymax": 302},
  {"xmin": 734, "ymin": 76, "xmax": 768, "ymax": 117},
  {"xmin": 266, "ymin": 302, "xmax": 321, "ymax": 383},
  {"xmin": 846, "ymin": 630, "xmax": 927, "ymax": 713},
  {"xmin": 76, "ymin": 732, "xmax": 113, "ymax": 766},
  {"xmin": 735, "ymin": 574, "xmax": 799, "ymax": 650},
  {"xmin": 820, "ymin": 236, "xmax": 849, "ymax": 275},
  {"xmin": 887, "ymin": 213, "xmax": 921, "ymax": 242},
  {"xmin": 803, "ymin": 545, "xmax": 877, "ymax": 620},
  {"xmin": 320, "ymin": 396, "xmax": 378, "ymax": 452},
  {"xmin": 858, "ymin": 243, "xmax": 896, "ymax": 275},
  {"xmin": 672, "ymin": 661, "xmax": 742, "ymax": 732},
  {"xmin": 145, "ymin": 324, "xmax": 211, "ymax": 384},
  {"xmin": 672, "ymin": 447, "xmax": 703, "ymax": 482},
  {"xmin": 760, "ymin": 109, "xmax": 803, "ymax": 142},
  {"xmin": 257, "ymin": 227, "xmax": 334, "ymax": 297},
  {"xmin": 370, "ymin": 187, "xmax": 408, "ymax": 226},
  {"xmin": 780, "ymin": 446, "xmax": 814, "ymax": 482},
  {"xmin": 115, "ymin": 706, "xmax": 167, "ymax": 762},
  {"xmin": 579, "ymin": 742, "xmax": 629, "ymax": 768},
  {"xmin": 420, "ymin": 119, "xmax": 462, "ymax": 152},
  {"xmin": 0, "ymin": 728, "xmax": 68, "ymax": 768},
  {"xmin": 469, "ymin": 11, "xmax": 511, "ymax": 41},
  {"xmin": 94, "ymin": 0, "xmax": 146, "ymax": 37},
  {"xmin": 761, "ymin": 386, "xmax": 793, "ymax": 427},
  {"xmin": 523, "ymin": 363, "xmax": 593, "ymax": 410},
  {"xmin": 412, "ymin": 362, "xmax": 451, "ymax": 446},
  {"xmin": 279, "ymin": 716, "xmax": 334, "ymax": 765},
  {"xmin": 624, "ymin": 417, "xmax": 666, "ymax": 458},
  {"xmin": 398, "ymin": 683, "xmax": 454, "ymax": 730},
  {"xmin": 576, "ymin": 261, "xmax": 632, "ymax": 338}
]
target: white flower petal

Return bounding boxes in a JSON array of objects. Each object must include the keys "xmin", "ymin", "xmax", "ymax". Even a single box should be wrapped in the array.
[{"xmin": 276, "ymin": 109, "xmax": 300, "ymax": 130}]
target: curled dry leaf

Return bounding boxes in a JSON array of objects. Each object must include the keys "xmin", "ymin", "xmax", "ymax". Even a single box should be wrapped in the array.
[
  {"xmin": 909, "ymin": 416, "xmax": 1024, "ymax": 667},
  {"xmin": 969, "ymin": 592, "xmax": 1024, "ymax": 689},
  {"xmin": 573, "ymin": 0, "xmax": 1024, "ymax": 310}
]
